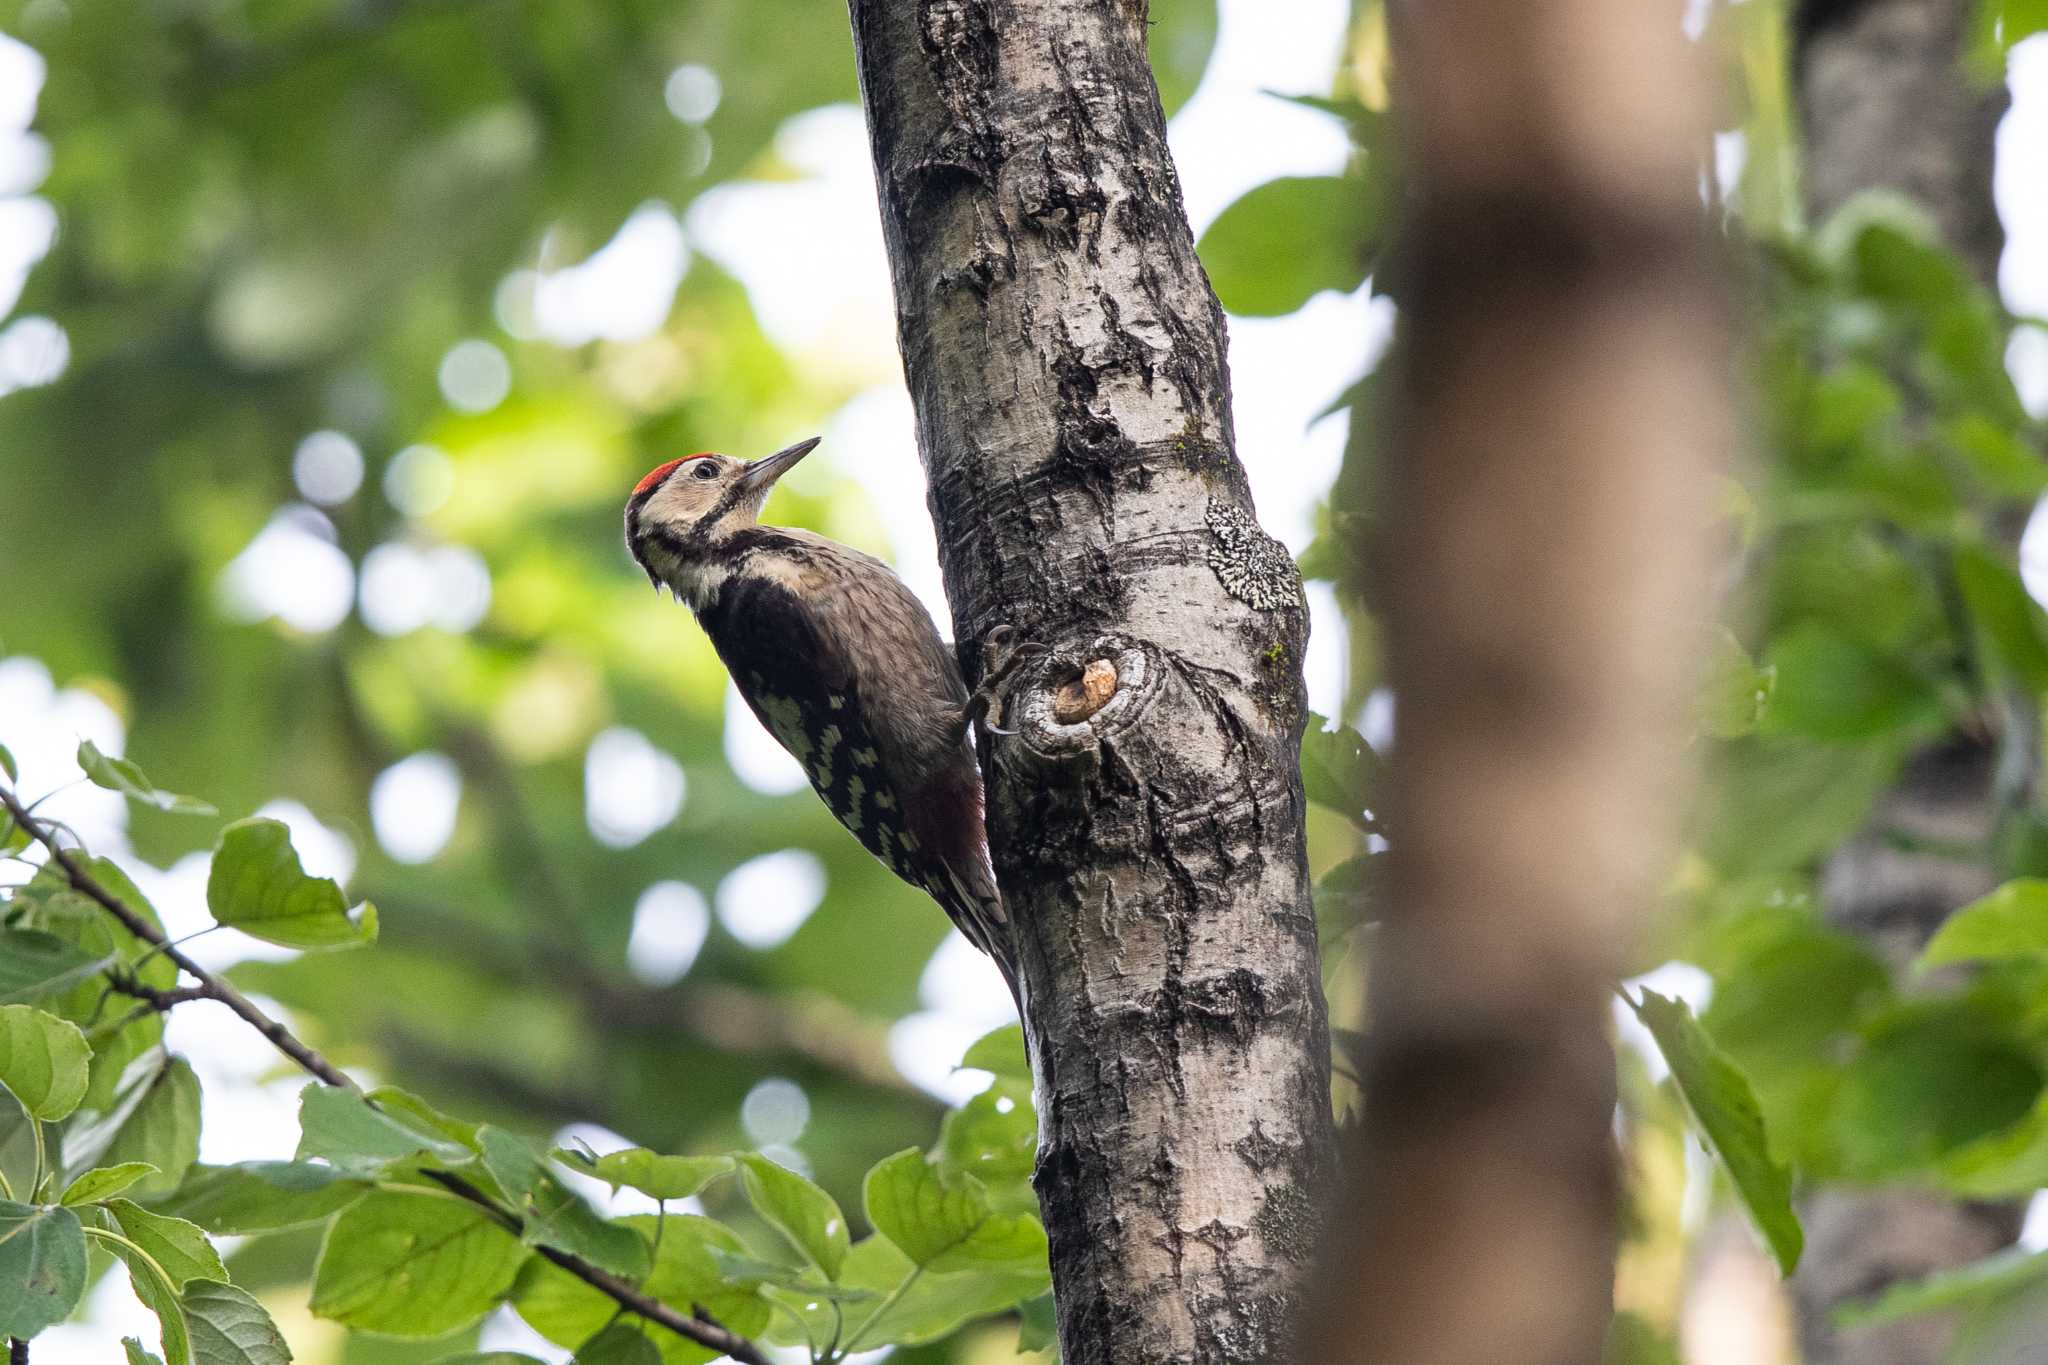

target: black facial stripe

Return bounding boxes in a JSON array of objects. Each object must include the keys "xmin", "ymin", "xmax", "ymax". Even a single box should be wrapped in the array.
[{"xmin": 701, "ymin": 479, "xmax": 753, "ymax": 531}]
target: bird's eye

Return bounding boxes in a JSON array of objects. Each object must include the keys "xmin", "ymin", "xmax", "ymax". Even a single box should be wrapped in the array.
[{"xmin": 691, "ymin": 461, "xmax": 719, "ymax": 481}]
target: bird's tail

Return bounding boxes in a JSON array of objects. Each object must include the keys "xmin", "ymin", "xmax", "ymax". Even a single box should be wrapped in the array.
[{"xmin": 935, "ymin": 860, "xmax": 1023, "ymax": 1015}]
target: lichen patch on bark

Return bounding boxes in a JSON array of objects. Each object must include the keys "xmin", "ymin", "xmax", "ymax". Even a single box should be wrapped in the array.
[{"xmin": 1204, "ymin": 500, "xmax": 1303, "ymax": 612}]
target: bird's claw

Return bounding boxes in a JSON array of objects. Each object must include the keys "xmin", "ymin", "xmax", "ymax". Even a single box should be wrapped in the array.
[{"xmin": 959, "ymin": 624, "xmax": 1051, "ymax": 741}]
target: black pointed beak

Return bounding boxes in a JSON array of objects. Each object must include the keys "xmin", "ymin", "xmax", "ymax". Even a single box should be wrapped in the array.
[{"xmin": 737, "ymin": 436, "xmax": 820, "ymax": 496}]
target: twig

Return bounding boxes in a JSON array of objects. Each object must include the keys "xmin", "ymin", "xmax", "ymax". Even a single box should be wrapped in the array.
[
  {"xmin": 0, "ymin": 784, "xmax": 355, "ymax": 1091},
  {"xmin": 421, "ymin": 1171, "xmax": 774, "ymax": 1365},
  {"xmin": 106, "ymin": 977, "xmax": 213, "ymax": 1012},
  {"xmin": 0, "ymin": 781, "xmax": 771, "ymax": 1365}
]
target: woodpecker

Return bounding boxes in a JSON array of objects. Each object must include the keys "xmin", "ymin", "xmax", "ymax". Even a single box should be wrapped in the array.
[{"xmin": 625, "ymin": 437, "xmax": 1015, "ymax": 991}]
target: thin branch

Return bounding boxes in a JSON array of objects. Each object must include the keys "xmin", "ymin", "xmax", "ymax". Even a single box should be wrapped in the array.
[
  {"xmin": 0, "ymin": 781, "xmax": 771, "ymax": 1365},
  {"xmin": 0, "ymin": 783, "xmax": 356, "ymax": 1091},
  {"xmin": 106, "ymin": 976, "xmax": 213, "ymax": 1012},
  {"xmin": 11, "ymin": 1336, "xmax": 27, "ymax": 1365},
  {"xmin": 421, "ymin": 1171, "xmax": 774, "ymax": 1365}
]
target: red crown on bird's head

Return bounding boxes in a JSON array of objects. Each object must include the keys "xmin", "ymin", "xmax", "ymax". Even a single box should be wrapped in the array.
[{"xmin": 633, "ymin": 454, "xmax": 714, "ymax": 497}]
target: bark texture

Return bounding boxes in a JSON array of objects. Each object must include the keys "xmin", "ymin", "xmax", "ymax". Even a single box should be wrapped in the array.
[
  {"xmin": 1788, "ymin": 3, "xmax": 2022, "ymax": 1361},
  {"xmin": 1304, "ymin": 1, "xmax": 1722, "ymax": 1362},
  {"xmin": 1796, "ymin": 0, "xmax": 2009, "ymax": 286},
  {"xmin": 843, "ymin": 4, "xmax": 1332, "ymax": 1363}
]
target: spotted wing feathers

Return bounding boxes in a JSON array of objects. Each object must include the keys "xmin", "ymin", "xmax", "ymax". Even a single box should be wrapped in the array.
[{"xmin": 697, "ymin": 567, "xmax": 1011, "ymax": 983}]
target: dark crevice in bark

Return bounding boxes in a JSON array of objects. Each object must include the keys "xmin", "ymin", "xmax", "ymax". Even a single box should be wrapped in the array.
[{"xmin": 847, "ymin": 3, "xmax": 1333, "ymax": 1359}]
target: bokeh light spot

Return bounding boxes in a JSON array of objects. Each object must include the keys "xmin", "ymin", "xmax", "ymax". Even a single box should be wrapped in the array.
[
  {"xmin": 0, "ymin": 313, "xmax": 67, "ymax": 392},
  {"xmin": 740, "ymin": 1076, "xmax": 811, "ymax": 1145},
  {"xmin": 358, "ymin": 541, "xmax": 492, "ymax": 636},
  {"xmin": 715, "ymin": 849, "xmax": 825, "ymax": 949},
  {"xmin": 584, "ymin": 727, "xmax": 686, "ymax": 848},
  {"xmin": 292, "ymin": 429, "xmax": 364, "ymax": 505},
  {"xmin": 664, "ymin": 64, "xmax": 721, "ymax": 124},
  {"xmin": 370, "ymin": 752, "xmax": 462, "ymax": 865},
  {"xmin": 438, "ymin": 338, "xmax": 512, "ymax": 413},
  {"xmin": 384, "ymin": 443, "xmax": 456, "ymax": 518},
  {"xmin": 628, "ymin": 881, "xmax": 711, "ymax": 985},
  {"xmin": 218, "ymin": 506, "xmax": 354, "ymax": 634}
]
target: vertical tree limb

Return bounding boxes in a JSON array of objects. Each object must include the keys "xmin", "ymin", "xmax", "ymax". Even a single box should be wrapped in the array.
[
  {"xmin": 1789, "ymin": 2, "xmax": 2020, "ymax": 1359},
  {"xmin": 1306, "ymin": 1, "xmax": 1723, "ymax": 1362},
  {"xmin": 844, "ymin": 2, "xmax": 1333, "ymax": 1361}
]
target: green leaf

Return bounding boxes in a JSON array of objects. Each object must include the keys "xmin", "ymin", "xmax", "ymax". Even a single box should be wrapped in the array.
[
  {"xmin": 1605, "ymin": 1310, "xmax": 1682, "ymax": 1365},
  {"xmin": 1695, "ymin": 735, "xmax": 1902, "ymax": 875},
  {"xmin": 0, "ymin": 1002, "xmax": 92, "ymax": 1120},
  {"xmin": 366, "ymin": 1086, "xmax": 482, "ymax": 1149},
  {"xmin": 0, "ymin": 742, "xmax": 15, "ymax": 781},
  {"xmin": 1942, "ymin": 413, "xmax": 2048, "ymax": 497},
  {"xmin": 1833, "ymin": 1246, "xmax": 2048, "ymax": 1328},
  {"xmin": 104, "ymin": 1198, "xmax": 229, "ymax": 1289},
  {"xmin": 296, "ymin": 1084, "xmax": 475, "ymax": 1174},
  {"xmin": 0, "ymin": 1201, "xmax": 90, "ymax": 1338},
  {"xmin": 182, "ymin": 1280, "xmax": 293, "ymax": 1365},
  {"xmin": 58, "ymin": 1161, "xmax": 160, "ymax": 1205},
  {"xmin": 1313, "ymin": 854, "xmax": 1381, "ymax": 937},
  {"xmin": 1198, "ymin": 176, "xmax": 1377, "ymax": 317},
  {"xmin": 1954, "ymin": 544, "xmax": 2048, "ymax": 692},
  {"xmin": 959, "ymin": 1024, "xmax": 1029, "ymax": 1079},
  {"xmin": 311, "ymin": 1189, "xmax": 528, "ymax": 1337},
  {"xmin": 1696, "ymin": 628, "xmax": 1776, "ymax": 740},
  {"xmin": 423, "ymin": 1357, "xmax": 550, "ymax": 1365},
  {"xmin": 1147, "ymin": 0, "xmax": 1216, "ymax": 117},
  {"xmin": 573, "ymin": 1323, "xmax": 661, "ymax": 1365},
  {"xmin": 1631, "ymin": 990, "xmax": 1803, "ymax": 1274},
  {"xmin": 761, "ymin": 1233, "xmax": 1049, "ymax": 1351},
  {"xmin": 864, "ymin": 1149, "xmax": 1048, "ymax": 1272},
  {"xmin": 1016, "ymin": 1291, "xmax": 1057, "ymax": 1354},
  {"xmin": 99, "ymin": 1227, "xmax": 192, "ymax": 1365},
  {"xmin": 1299, "ymin": 713, "xmax": 1381, "ymax": 823},
  {"xmin": 1921, "ymin": 880, "xmax": 2048, "ymax": 968},
  {"xmin": 511, "ymin": 1215, "xmax": 769, "ymax": 1365},
  {"xmin": 1938, "ymin": 1086, "xmax": 2048, "ymax": 1196},
  {"xmin": 1833, "ymin": 1005, "xmax": 2042, "ymax": 1177},
  {"xmin": 123, "ymin": 1337, "xmax": 168, "ymax": 1365},
  {"xmin": 476, "ymin": 1126, "xmax": 651, "ymax": 1278},
  {"xmin": 705, "ymin": 1247, "xmax": 875, "ymax": 1299},
  {"xmin": 207, "ymin": 818, "xmax": 376, "ymax": 949},
  {"xmin": 1759, "ymin": 624, "xmax": 1942, "ymax": 742},
  {"xmin": 153, "ymin": 1160, "xmax": 369, "ymax": 1234},
  {"xmin": 735, "ymin": 1152, "xmax": 850, "ymax": 1280},
  {"xmin": 937, "ymin": 1080, "xmax": 1038, "ymax": 1207},
  {"xmin": 68, "ymin": 1057, "xmax": 203, "ymax": 1198},
  {"xmin": 0, "ymin": 929, "xmax": 113, "ymax": 1005},
  {"xmin": 552, "ymin": 1147, "xmax": 732, "ymax": 1202},
  {"xmin": 77, "ymin": 740, "xmax": 217, "ymax": 816},
  {"xmin": 1799, "ymin": 362, "xmax": 1899, "ymax": 456}
]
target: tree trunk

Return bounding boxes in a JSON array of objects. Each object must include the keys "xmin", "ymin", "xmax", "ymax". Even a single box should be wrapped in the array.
[
  {"xmin": 843, "ymin": 4, "xmax": 1333, "ymax": 1363},
  {"xmin": 1789, "ymin": 2, "xmax": 2020, "ymax": 1360},
  {"xmin": 1304, "ymin": 1, "xmax": 1722, "ymax": 1362}
]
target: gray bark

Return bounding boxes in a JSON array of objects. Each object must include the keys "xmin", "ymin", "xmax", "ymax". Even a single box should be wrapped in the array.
[
  {"xmin": 1304, "ymin": 1, "xmax": 1722, "ymax": 1363},
  {"xmin": 1796, "ymin": 0, "xmax": 2009, "ymax": 286},
  {"xmin": 1789, "ymin": 2, "xmax": 2021, "ymax": 1361},
  {"xmin": 842, "ymin": 4, "xmax": 1333, "ymax": 1363}
]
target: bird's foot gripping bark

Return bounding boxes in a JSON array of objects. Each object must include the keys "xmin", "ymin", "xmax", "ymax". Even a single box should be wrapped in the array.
[{"xmin": 960, "ymin": 624, "xmax": 1052, "ymax": 739}]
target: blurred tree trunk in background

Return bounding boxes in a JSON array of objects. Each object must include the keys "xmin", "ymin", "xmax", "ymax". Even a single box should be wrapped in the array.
[
  {"xmin": 1303, "ymin": 0, "xmax": 1721, "ymax": 1362},
  {"xmin": 844, "ymin": 2, "xmax": 1334, "ymax": 1362},
  {"xmin": 1790, "ymin": 3, "xmax": 2022, "ymax": 1362}
]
